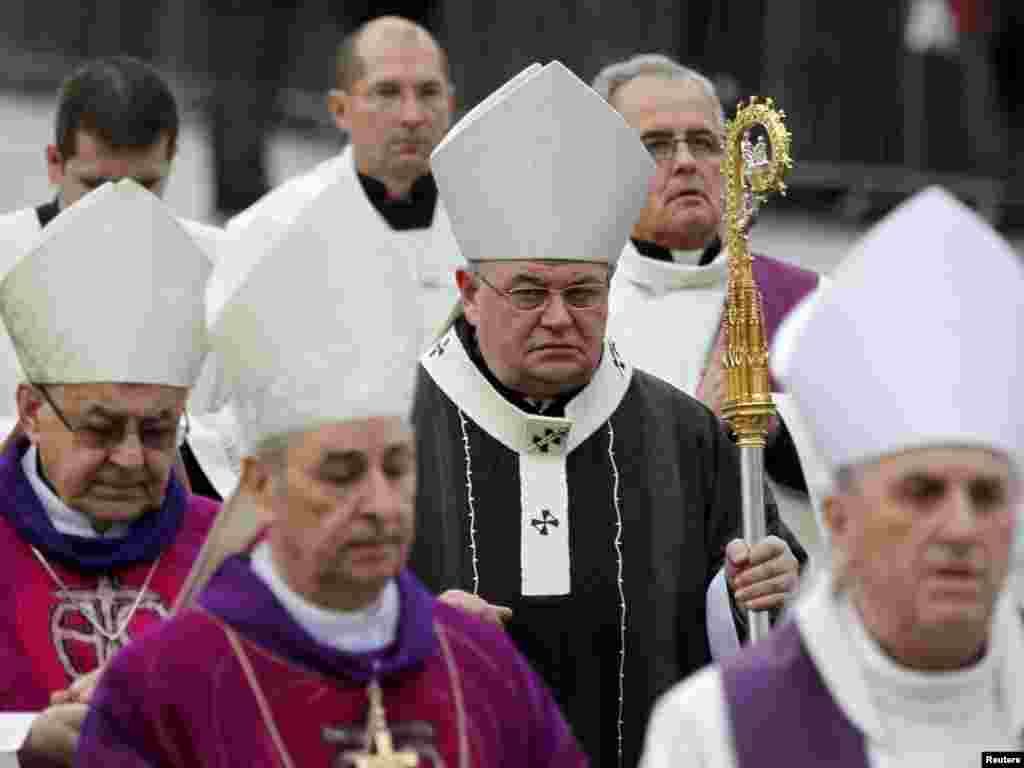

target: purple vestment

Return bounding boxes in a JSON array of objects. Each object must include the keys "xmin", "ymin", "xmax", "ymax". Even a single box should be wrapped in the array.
[
  {"xmin": 751, "ymin": 254, "xmax": 820, "ymax": 393},
  {"xmin": 720, "ymin": 619, "xmax": 869, "ymax": 768},
  {"xmin": 77, "ymin": 554, "xmax": 587, "ymax": 767},
  {"xmin": 0, "ymin": 436, "xmax": 218, "ymax": 767}
]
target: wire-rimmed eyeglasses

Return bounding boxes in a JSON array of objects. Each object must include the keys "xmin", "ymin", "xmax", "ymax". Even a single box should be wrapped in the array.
[
  {"xmin": 33, "ymin": 383, "xmax": 190, "ymax": 452},
  {"xmin": 641, "ymin": 131, "xmax": 724, "ymax": 164},
  {"xmin": 474, "ymin": 273, "xmax": 610, "ymax": 311}
]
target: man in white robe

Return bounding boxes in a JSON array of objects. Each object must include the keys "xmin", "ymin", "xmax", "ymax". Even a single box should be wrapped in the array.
[
  {"xmin": 640, "ymin": 187, "xmax": 1024, "ymax": 768},
  {"xmin": 227, "ymin": 15, "xmax": 463, "ymax": 355},
  {"xmin": 594, "ymin": 55, "xmax": 826, "ymax": 557},
  {"xmin": 0, "ymin": 56, "xmax": 235, "ymax": 500}
]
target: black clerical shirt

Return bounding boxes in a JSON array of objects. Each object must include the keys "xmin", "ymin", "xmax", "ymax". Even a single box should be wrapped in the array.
[{"xmin": 356, "ymin": 172, "xmax": 438, "ymax": 231}]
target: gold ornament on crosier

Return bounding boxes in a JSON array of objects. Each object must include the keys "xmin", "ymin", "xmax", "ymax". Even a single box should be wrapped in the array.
[{"xmin": 720, "ymin": 97, "xmax": 793, "ymax": 449}]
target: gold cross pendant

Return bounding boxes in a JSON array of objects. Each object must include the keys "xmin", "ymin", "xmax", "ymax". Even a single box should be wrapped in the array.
[{"xmin": 344, "ymin": 679, "xmax": 420, "ymax": 768}]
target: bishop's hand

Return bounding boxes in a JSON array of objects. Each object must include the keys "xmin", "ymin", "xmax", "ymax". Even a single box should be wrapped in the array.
[
  {"xmin": 21, "ymin": 702, "xmax": 89, "ymax": 766},
  {"xmin": 50, "ymin": 666, "xmax": 103, "ymax": 706},
  {"xmin": 439, "ymin": 589, "xmax": 513, "ymax": 628},
  {"xmin": 725, "ymin": 536, "xmax": 799, "ymax": 611}
]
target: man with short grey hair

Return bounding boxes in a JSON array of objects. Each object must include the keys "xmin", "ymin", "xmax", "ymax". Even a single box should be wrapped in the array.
[{"xmin": 596, "ymin": 53, "xmax": 825, "ymax": 553}]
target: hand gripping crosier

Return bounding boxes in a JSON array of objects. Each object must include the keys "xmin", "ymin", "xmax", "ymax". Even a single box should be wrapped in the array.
[{"xmin": 719, "ymin": 97, "xmax": 793, "ymax": 643}]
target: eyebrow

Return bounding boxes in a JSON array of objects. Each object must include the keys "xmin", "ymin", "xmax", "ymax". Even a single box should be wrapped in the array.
[
  {"xmin": 507, "ymin": 273, "xmax": 606, "ymax": 287},
  {"xmin": 81, "ymin": 406, "xmax": 176, "ymax": 421},
  {"xmin": 640, "ymin": 128, "xmax": 716, "ymax": 141}
]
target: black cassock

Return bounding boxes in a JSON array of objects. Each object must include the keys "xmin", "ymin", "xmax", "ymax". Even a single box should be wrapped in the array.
[{"xmin": 410, "ymin": 320, "xmax": 806, "ymax": 768}]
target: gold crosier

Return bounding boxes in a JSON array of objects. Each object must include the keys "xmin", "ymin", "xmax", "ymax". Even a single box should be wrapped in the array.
[{"xmin": 719, "ymin": 97, "xmax": 793, "ymax": 643}]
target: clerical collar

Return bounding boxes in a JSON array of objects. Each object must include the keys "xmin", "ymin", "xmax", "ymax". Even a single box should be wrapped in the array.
[
  {"xmin": 35, "ymin": 198, "xmax": 61, "ymax": 228},
  {"xmin": 631, "ymin": 237, "xmax": 722, "ymax": 266},
  {"xmin": 22, "ymin": 444, "xmax": 129, "ymax": 539},
  {"xmin": 356, "ymin": 172, "xmax": 438, "ymax": 231},
  {"xmin": 250, "ymin": 541, "xmax": 399, "ymax": 654},
  {"xmin": 454, "ymin": 316, "xmax": 581, "ymax": 417},
  {"xmin": 838, "ymin": 592, "xmax": 1003, "ymax": 737}
]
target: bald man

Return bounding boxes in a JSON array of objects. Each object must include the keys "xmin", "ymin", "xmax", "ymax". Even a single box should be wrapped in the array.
[{"xmin": 228, "ymin": 16, "xmax": 463, "ymax": 354}]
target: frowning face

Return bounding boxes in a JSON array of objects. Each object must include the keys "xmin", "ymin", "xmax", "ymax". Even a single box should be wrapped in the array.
[{"xmin": 458, "ymin": 261, "xmax": 611, "ymax": 399}]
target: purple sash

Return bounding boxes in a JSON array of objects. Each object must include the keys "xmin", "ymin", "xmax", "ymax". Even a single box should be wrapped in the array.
[
  {"xmin": 751, "ymin": 254, "xmax": 820, "ymax": 392},
  {"xmin": 720, "ymin": 619, "xmax": 869, "ymax": 768}
]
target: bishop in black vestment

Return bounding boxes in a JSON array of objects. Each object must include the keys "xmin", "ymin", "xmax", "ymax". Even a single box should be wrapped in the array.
[{"xmin": 409, "ymin": 60, "xmax": 807, "ymax": 768}]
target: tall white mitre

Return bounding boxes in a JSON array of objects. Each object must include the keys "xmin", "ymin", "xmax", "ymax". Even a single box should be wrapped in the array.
[
  {"xmin": 0, "ymin": 180, "xmax": 210, "ymax": 386},
  {"xmin": 773, "ymin": 186, "xmax": 1024, "ymax": 476},
  {"xmin": 430, "ymin": 60, "xmax": 655, "ymax": 265},
  {"xmin": 207, "ymin": 172, "xmax": 421, "ymax": 451}
]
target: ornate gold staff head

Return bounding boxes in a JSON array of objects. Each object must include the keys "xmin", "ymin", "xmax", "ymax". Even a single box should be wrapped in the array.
[{"xmin": 719, "ymin": 97, "xmax": 793, "ymax": 447}]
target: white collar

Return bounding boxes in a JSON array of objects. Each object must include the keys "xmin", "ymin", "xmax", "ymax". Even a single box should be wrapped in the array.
[
  {"xmin": 250, "ymin": 540, "xmax": 399, "ymax": 654},
  {"xmin": 21, "ymin": 444, "xmax": 130, "ymax": 539},
  {"xmin": 420, "ymin": 326, "xmax": 633, "ymax": 457},
  {"xmin": 794, "ymin": 571, "xmax": 1024, "ymax": 744},
  {"xmin": 670, "ymin": 247, "xmax": 706, "ymax": 265},
  {"xmin": 617, "ymin": 239, "xmax": 728, "ymax": 294}
]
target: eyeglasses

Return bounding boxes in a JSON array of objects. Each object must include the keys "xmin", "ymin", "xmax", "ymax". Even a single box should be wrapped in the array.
[
  {"xmin": 475, "ymin": 273, "xmax": 610, "ymax": 311},
  {"xmin": 642, "ymin": 132, "xmax": 724, "ymax": 164},
  {"xmin": 34, "ymin": 384, "xmax": 189, "ymax": 453}
]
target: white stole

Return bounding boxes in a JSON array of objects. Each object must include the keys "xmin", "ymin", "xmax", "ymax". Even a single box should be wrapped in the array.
[{"xmin": 421, "ymin": 328, "xmax": 632, "ymax": 595}]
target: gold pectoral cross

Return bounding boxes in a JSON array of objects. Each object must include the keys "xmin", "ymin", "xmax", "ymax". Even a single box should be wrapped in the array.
[{"xmin": 344, "ymin": 679, "xmax": 419, "ymax": 768}]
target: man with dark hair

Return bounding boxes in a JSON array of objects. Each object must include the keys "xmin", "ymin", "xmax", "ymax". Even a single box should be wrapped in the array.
[
  {"xmin": 228, "ymin": 15, "xmax": 462, "ymax": 356},
  {"xmin": 0, "ymin": 57, "xmax": 232, "ymax": 504}
]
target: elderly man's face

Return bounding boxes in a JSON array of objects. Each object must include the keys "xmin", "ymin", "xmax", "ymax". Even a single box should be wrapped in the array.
[
  {"xmin": 47, "ymin": 130, "xmax": 173, "ymax": 207},
  {"xmin": 829, "ymin": 446, "xmax": 1017, "ymax": 666},
  {"xmin": 611, "ymin": 75, "xmax": 724, "ymax": 251},
  {"xmin": 265, "ymin": 416, "xmax": 416, "ymax": 611},
  {"xmin": 19, "ymin": 383, "xmax": 188, "ymax": 526},
  {"xmin": 458, "ymin": 261, "xmax": 611, "ymax": 399},
  {"xmin": 332, "ymin": 34, "xmax": 453, "ymax": 192}
]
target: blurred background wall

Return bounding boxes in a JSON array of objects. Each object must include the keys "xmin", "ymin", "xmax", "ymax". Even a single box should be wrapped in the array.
[{"xmin": 0, "ymin": 0, "xmax": 1019, "ymax": 228}]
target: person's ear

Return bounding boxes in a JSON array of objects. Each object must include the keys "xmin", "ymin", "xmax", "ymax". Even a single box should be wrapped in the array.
[
  {"xmin": 239, "ymin": 455, "xmax": 274, "ymax": 503},
  {"xmin": 326, "ymin": 89, "xmax": 353, "ymax": 134},
  {"xmin": 17, "ymin": 384, "xmax": 46, "ymax": 443},
  {"xmin": 455, "ymin": 269, "xmax": 481, "ymax": 327},
  {"xmin": 46, "ymin": 144, "xmax": 65, "ymax": 187}
]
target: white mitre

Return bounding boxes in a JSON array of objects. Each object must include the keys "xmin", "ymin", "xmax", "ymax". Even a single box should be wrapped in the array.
[
  {"xmin": 0, "ymin": 180, "xmax": 210, "ymax": 386},
  {"xmin": 208, "ymin": 172, "xmax": 421, "ymax": 452},
  {"xmin": 430, "ymin": 60, "xmax": 655, "ymax": 266},
  {"xmin": 773, "ymin": 186, "xmax": 1024, "ymax": 476}
]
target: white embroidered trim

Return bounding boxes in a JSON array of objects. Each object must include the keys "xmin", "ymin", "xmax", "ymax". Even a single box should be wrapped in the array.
[
  {"xmin": 458, "ymin": 408, "xmax": 480, "ymax": 595},
  {"xmin": 607, "ymin": 420, "xmax": 626, "ymax": 768}
]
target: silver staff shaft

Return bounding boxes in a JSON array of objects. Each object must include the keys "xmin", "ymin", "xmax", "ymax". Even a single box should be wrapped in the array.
[{"xmin": 740, "ymin": 445, "xmax": 772, "ymax": 643}]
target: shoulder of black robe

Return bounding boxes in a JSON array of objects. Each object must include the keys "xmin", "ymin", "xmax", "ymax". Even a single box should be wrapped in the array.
[
  {"xmin": 356, "ymin": 172, "xmax": 438, "ymax": 231},
  {"xmin": 765, "ymin": 415, "xmax": 809, "ymax": 493},
  {"xmin": 179, "ymin": 440, "xmax": 222, "ymax": 501},
  {"xmin": 35, "ymin": 198, "xmax": 60, "ymax": 228}
]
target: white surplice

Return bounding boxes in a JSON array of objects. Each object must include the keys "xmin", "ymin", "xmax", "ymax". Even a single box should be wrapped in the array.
[{"xmin": 227, "ymin": 145, "xmax": 464, "ymax": 356}]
